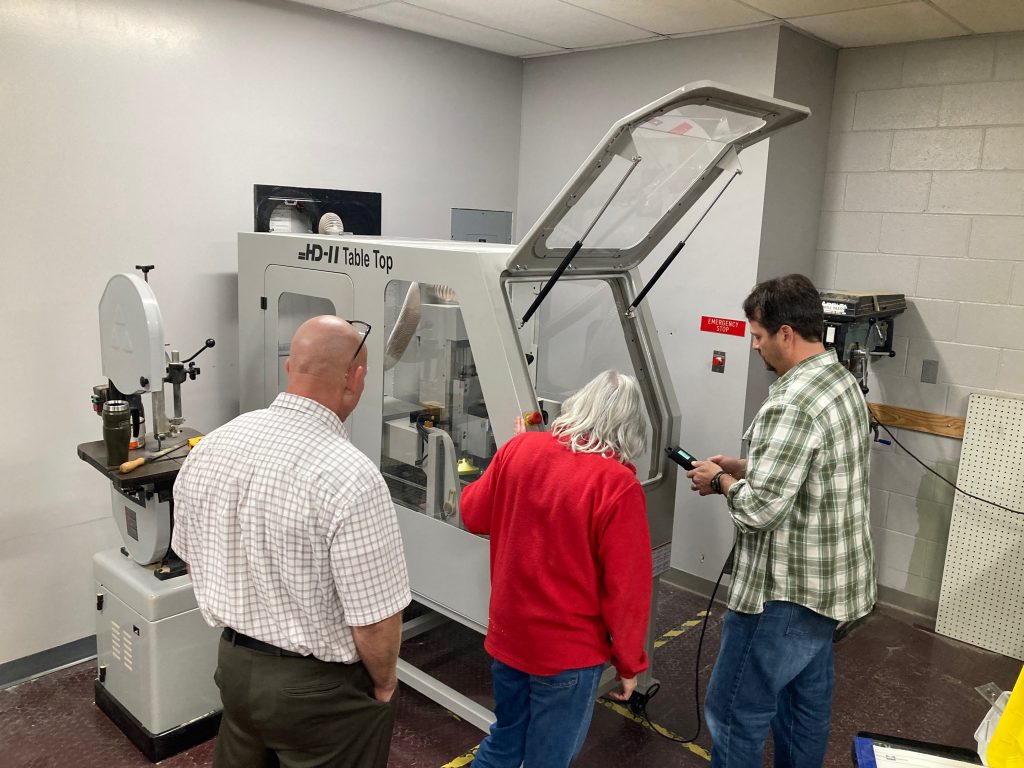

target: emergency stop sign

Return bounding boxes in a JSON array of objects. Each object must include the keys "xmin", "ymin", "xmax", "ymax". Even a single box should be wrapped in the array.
[{"xmin": 700, "ymin": 316, "xmax": 746, "ymax": 336}]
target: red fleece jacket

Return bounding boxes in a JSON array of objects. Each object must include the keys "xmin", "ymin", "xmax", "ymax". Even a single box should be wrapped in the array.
[{"xmin": 460, "ymin": 431, "xmax": 652, "ymax": 678}]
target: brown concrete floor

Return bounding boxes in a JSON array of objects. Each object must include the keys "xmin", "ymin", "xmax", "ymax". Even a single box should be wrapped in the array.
[{"xmin": 2, "ymin": 583, "xmax": 1020, "ymax": 767}]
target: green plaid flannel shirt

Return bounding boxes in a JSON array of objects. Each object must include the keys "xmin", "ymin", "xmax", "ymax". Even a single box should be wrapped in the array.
[{"xmin": 725, "ymin": 350, "xmax": 875, "ymax": 621}]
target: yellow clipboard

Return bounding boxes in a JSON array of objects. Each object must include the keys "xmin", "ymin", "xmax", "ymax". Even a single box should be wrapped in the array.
[{"xmin": 987, "ymin": 664, "xmax": 1024, "ymax": 768}]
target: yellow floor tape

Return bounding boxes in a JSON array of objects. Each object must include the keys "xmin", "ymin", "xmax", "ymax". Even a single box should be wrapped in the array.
[
  {"xmin": 440, "ymin": 609, "xmax": 712, "ymax": 767},
  {"xmin": 655, "ymin": 611, "xmax": 709, "ymax": 649},
  {"xmin": 596, "ymin": 698, "xmax": 711, "ymax": 760},
  {"xmin": 440, "ymin": 746, "xmax": 478, "ymax": 768}
]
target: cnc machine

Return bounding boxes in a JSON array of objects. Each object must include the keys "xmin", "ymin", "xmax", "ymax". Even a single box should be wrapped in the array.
[{"xmin": 238, "ymin": 82, "xmax": 809, "ymax": 728}]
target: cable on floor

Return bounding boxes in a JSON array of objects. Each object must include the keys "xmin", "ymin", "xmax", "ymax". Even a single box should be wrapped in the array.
[{"xmin": 609, "ymin": 545, "xmax": 733, "ymax": 745}]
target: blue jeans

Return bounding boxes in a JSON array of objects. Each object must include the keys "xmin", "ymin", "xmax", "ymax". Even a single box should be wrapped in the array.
[
  {"xmin": 473, "ymin": 659, "xmax": 604, "ymax": 768},
  {"xmin": 705, "ymin": 601, "xmax": 839, "ymax": 768}
]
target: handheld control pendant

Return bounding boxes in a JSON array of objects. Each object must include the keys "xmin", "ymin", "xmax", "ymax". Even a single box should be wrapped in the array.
[{"xmin": 665, "ymin": 446, "xmax": 697, "ymax": 471}]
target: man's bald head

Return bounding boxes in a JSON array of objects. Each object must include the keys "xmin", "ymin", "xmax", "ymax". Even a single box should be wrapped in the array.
[
  {"xmin": 285, "ymin": 316, "xmax": 368, "ymax": 420},
  {"xmin": 288, "ymin": 316, "xmax": 361, "ymax": 379}
]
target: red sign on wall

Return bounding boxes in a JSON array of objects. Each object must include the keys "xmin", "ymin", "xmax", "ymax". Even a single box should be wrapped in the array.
[{"xmin": 700, "ymin": 316, "xmax": 746, "ymax": 337}]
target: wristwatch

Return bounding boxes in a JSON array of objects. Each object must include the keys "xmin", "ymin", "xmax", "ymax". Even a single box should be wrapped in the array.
[{"xmin": 710, "ymin": 470, "xmax": 727, "ymax": 494}]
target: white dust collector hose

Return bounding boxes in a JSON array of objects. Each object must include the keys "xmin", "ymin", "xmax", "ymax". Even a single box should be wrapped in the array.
[
  {"xmin": 318, "ymin": 212, "xmax": 345, "ymax": 235},
  {"xmin": 384, "ymin": 283, "xmax": 421, "ymax": 371}
]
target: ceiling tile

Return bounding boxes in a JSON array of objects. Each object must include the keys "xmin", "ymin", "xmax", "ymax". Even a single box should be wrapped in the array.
[
  {"xmin": 740, "ymin": 0, "xmax": 911, "ymax": 18},
  {"xmin": 403, "ymin": 0, "xmax": 653, "ymax": 48},
  {"xmin": 563, "ymin": 0, "xmax": 769, "ymax": 36},
  {"xmin": 288, "ymin": 0, "xmax": 385, "ymax": 12},
  {"xmin": 348, "ymin": 2, "xmax": 562, "ymax": 56},
  {"xmin": 789, "ymin": 2, "xmax": 968, "ymax": 47},
  {"xmin": 930, "ymin": 0, "xmax": 1024, "ymax": 34}
]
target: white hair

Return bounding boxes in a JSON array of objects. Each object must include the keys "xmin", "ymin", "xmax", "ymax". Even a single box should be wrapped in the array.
[{"xmin": 549, "ymin": 370, "xmax": 647, "ymax": 464}]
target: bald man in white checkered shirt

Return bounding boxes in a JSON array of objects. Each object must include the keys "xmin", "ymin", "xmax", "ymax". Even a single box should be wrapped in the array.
[{"xmin": 172, "ymin": 316, "xmax": 411, "ymax": 768}]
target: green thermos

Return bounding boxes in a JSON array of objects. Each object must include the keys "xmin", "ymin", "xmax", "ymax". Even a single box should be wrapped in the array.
[{"xmin": 103, "ymin": 400, "xmax": 131, "ymax": 466}]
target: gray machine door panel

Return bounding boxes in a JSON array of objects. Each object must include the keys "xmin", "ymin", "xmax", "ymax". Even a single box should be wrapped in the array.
[
  {"xmin": 263, "ymin": 266, "xmax": 354, "ymax": 405},
  {"xmin": 396, "ymin": 504, "xmax": 490, "ymax": 631}
]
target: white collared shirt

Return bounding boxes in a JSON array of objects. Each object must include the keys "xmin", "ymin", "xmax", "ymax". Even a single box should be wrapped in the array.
[{"xmin": 172, "ymin": 393, "xmax": 411, "ymax": 662}]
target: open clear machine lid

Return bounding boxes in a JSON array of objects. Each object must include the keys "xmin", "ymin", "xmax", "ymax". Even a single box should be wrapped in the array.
[{"xmin": 507, "ymin": 81, "xmax": 809, "ymax": 275}]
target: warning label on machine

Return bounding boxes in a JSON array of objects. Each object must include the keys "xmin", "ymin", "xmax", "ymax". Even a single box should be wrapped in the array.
[{"xmin": 700, "ymin": 316, "xmax": 746, "ymax": 336}]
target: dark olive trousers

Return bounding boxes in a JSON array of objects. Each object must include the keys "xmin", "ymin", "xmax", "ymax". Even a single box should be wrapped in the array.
[{"xmin": 213, "ymin": 636, "xmax": 396, "ymax": 768}]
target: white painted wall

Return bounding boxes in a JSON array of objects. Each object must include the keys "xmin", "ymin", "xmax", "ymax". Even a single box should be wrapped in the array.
[
  {"xmin": 758, "ymin": 28, "xmax": 838, "ymax": 283},
  {"xmin": 0, "ymin": 0, "xmax": 522, "ymax": 665},
  {"xmin": 815, "ymin": 33, "xmax": 1024, "ymax": 612},
  {"xmin": 745, "ymin": 27, "xmax": 837, "ymax": 430},
  {"xmin": 516, "ymin": 26, "xmax": 831, "ymax": 581}
]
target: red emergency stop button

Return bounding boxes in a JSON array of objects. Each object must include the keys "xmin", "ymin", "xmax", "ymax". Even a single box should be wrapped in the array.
[
  {"xmin": 524, "ymin": 410, "xmax": 543, "ymax": 426},
  {"xmin": 712, "ymin": 350, "xmax": 726, "ymax": 374}
]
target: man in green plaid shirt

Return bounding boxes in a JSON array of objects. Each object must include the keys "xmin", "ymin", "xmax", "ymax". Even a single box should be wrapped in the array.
[{"xmin": 688, "ymin": 274, "xmax": 874, "ymax": 768}]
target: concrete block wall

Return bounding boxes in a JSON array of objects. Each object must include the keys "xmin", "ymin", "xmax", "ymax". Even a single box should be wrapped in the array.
[{"xmin": 815, "ymin": 34, "xmax": 1024, "ymax": 615}]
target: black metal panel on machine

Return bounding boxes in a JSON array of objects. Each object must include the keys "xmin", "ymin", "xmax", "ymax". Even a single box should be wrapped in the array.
[{"xmin": 76, "ymin": 427, "xmax": 202, "ymax": 494}]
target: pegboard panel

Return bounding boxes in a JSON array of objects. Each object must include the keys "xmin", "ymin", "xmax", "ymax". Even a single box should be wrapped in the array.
[{"xmin": 936, "ymin": 394, "xmax": 1024, "ymax": 660}]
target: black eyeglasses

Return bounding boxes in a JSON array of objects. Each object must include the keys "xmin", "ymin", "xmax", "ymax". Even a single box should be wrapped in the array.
[{"xmin": 348, "ymin": 320, "xmax": 371, "ymax": 362}]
